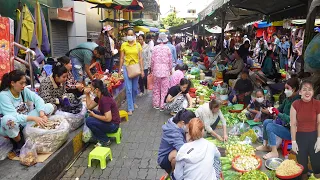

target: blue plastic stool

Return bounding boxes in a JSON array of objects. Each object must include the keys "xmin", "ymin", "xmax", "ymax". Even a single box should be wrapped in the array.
[{"xmin": 43, "ymin": 64, "xmax": 52, "ymax": 76}]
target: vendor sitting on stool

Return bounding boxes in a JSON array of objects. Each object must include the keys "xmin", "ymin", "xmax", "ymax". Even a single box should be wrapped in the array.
[
  {"xmin": 195, "ymin": 99, "xmax": 228, "ymax": 142},
  {"xmin": 223, "ymin": 50, "xmax": 244, "ymax": 83},
  {"xmin": 84, "ymin": 79, "xmax": 120, "ymax": 147},
  {"xmin": 229, "ymin": 69, "xmax": 253, "ymax": 106},
  {"xmin": 0, "ymin": 70, "xmax": 54, "ymax": 156}
]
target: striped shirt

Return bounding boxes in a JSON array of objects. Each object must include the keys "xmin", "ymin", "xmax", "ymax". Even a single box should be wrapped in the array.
[{"xmin": 69, "ymin": 42, "xmax": 98, "ymax": 65}]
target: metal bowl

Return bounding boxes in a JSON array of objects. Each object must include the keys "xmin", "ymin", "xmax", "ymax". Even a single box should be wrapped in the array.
[{"xmin": 265, "ymin": 158, "xmax": 283, "ymax": 170}]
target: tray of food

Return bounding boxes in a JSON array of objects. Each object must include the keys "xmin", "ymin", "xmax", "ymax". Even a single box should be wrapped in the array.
[
  {"xmin": 276, "ymin": 159, "xmax": 304, "ymax": 179},
  {"xmin": 232, "ymin": 155, "xmax": 262, "ymax": 172}
]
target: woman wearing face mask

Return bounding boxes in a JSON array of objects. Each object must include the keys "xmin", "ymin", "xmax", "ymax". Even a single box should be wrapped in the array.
[
  {"xmin": 119, "ymin": 28, "xmax": 144, "ymax": 115},
  {"xmin": 256, "ymin": 77, "xmax": 300, "ymax": 159},
  {"xmin": 195, "ymin": 99, "xmax": 228, "ymax": 142},
  {"xmin": 39, "ymin": 62, "xmax": 69, "ymax": 110},
  {"xmin": 174, "ymin": 118, "xmax": 220, "ymax": 180},
  {"xmin": 165, "ymin": 78, "xmax": 193, "ymax": 115},
  {"xmin": 158, "ymin": 109, "xmax": 196, "ymax": 178},
  {"xmin": 230, "ymin": 69, "xmax": 253, "ymax": 106},
  {"xmin": 84, "ymin": 79, "xmax": 120, "ymax": 147},
  {"xmin": 290, "ymin": 80, "xmax": 320, "ymax": 180},
  {"xmin": 247, "ymin": 90, "xmax": 273, "ymax": 122},
  {"xmin": 151, "ymin": 32, "xmax": 173, "ymax": 111},
  {"xmin": 0, "ymin": 70, "xmax": 54, "ymax": 155}
]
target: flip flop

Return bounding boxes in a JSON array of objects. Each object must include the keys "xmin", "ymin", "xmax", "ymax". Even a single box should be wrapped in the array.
[{"xmin": 263, "ymin": 152, "xmax": 279, "ymax": 160}]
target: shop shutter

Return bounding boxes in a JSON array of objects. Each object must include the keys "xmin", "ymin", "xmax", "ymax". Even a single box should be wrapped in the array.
[{"xmin": 50, "ymin": 20, "xmax": 69, "ymax": 57}]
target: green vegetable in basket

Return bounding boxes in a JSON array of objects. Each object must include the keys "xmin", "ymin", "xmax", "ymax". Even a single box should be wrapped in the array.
[
  {"xmin": 240, "ymin": 170, "xmax": 268, "ymax": 180},
  {"xmin": 222, "ymin": 164, "xmax": 232, "ymax": 171},
  {"xmin": 309, "ymin": 173, "xmax": 320, "ymax": 180}
]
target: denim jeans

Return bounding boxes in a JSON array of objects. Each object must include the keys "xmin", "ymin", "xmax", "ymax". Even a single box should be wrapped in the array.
[
  {"xmin": 85, "ymin": 110, "xmax": 119, "ymax": 143},
  {"xmin": 70, "ymin": 56, "xmax": 84, "ymax": 82},
  {"xmin": 279, "ymin": 55, "xmax": 288, "ymax": 69},
  {"xmin": 262, "ymin": 119, "xmax": 291, "ymax": 146},
  {"xmin": 106, "ymin": 57, "xmax": 114, "ymax": 73},
  {"xmin": 123, "ymin": 66, "xmax": 139, "ymax": 111}
]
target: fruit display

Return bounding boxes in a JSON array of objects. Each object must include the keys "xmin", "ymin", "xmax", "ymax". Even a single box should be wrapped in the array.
[{"xmin": 226, "ymin": 143, "xmax": 255, "ymax": 160}]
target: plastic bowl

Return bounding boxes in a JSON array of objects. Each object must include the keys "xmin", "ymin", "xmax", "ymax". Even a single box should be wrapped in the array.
[
  {"xmin": 232, "ymin": 155, "xmax": 262, "ymax": 173},
  {"xmin": 265, "ymin": 158, "xmax": 283, "ymax": 170},
  {"xmin": 233, "ymin": 104, "xmax": 244, "ymax": 110},
  {"xmin": 276, "ymin": 163, "xmax": 304, "ymax": 179}
]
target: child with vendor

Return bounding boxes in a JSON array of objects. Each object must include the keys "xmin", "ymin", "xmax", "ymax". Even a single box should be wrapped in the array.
[
  {"xmin": 246, "ymin": 89, "xmax": 272, "ymax": 122},
  {"xmin": 256, "ymin": 77, "xmax": 300, "ymax": 159}
]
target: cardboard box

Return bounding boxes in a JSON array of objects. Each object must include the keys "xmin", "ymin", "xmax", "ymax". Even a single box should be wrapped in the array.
[{"xmin": 0, "ymin": 17, "xmax": 14, "ymax": 82}]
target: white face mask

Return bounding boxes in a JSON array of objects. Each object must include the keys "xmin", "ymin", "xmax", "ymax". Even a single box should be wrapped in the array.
[
  {"xmin": 284, "ymin": 89, "xmax": 293, "ymax": 97},
  {"xmin": 127, "ymin": 36, "xmax": 135, "ymax": 42},
  {"xmin": 256, "ymin": 97, "xmax": 264, "ymax": 103}
]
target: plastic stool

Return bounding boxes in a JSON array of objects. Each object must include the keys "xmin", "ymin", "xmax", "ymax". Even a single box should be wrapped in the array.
[
  {"xmin": 281, "ymin": 140, "xmax": 292, "ymax": 156},
  {"xmin": 43, "ymin": 64, "xmax": 52, "ymax": 76},
  {"xmin": 119, "ymin": 110, "xmax": 129, "ymax": 121},
  {"xmin": 88, "ymin": 147, "xmax": 113, "ymax": 169},
  {"xmin": 106, "ymin": 128, "xmax": 122, "ymax": 144}
]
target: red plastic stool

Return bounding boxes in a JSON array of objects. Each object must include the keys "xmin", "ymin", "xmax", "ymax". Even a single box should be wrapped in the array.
[{"xmin": 281, "ymin": 140, "xmax": 292, "ymax": 156}]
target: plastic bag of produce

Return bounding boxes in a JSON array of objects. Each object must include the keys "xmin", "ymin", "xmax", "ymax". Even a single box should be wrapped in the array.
[
  {"xmin": 0, "ymin": 137, "xmax": 13, "ymax": 160},
  {"xmin": 23, "ymin": 116, "xmax": 70, "ymax": 153},
  {"xmin": 55, "ymin": 103, "xmax": 86, "ymax": 131},
  {"xmin": 20, "ymin": 139, "xmax": 37, "ymax": 166},
  {"xmin": 82, "ymin": 123, "xmax": 92, "ymax": 143},
  {"xmin": 190, "ymin": 67, "xmax": 200, "ymax": 75}
]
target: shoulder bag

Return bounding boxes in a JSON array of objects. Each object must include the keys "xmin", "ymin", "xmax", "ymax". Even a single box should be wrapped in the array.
[{"xmin": 126, "ymin": 43, "xmax": 141, "ymax": 78}]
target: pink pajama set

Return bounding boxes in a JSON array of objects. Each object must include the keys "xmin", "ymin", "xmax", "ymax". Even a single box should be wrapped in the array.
[{"xmin": 151, "ymin": 44, "xmax": 173, "ymax": 109}]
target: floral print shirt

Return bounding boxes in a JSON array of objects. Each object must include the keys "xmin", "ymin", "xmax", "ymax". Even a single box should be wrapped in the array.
[
  {"xmin": 141, "ymin": 43, "xmax": 151, "ymax": 70},
  {"xmin": 151, "ymin": 44, "xmax": 173, "ymax": 78},
  {"xmin": 66, "ymin": 71, "xmax": 77, "ymax": 90}
]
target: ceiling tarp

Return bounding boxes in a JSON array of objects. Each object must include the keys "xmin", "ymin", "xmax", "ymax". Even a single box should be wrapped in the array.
[
  {"xmin": 198, "ymin": 0, "xmax": 230, "ymax": 22},
  {"xmin": 201, "ymin": 5, "xmax": 261, "ymax": 28},
  {"xmin": 168, "ymin": 22, "xmax": 194, "ymax": 34},
  {"xmin": 205, "ymin": 26, "xmax": 222, "ymax": 34},
  {"xmin": 230, "ymin": 0, "xmax": 308, "ymax": 21},
  {"xmin": 84, "ymin": 0, "xmax": 144, "ymax": 11}
]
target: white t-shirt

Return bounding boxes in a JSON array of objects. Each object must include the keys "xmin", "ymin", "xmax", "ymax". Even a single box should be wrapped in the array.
[{"xmin": 195, "ymin": 103, "xmax": 227, "ymax": 133}]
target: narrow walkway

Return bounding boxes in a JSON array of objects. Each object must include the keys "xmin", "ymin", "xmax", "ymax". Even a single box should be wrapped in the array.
[{"xmin": 61, "ymin": 92, "xmax": 170, "ymax": 180}]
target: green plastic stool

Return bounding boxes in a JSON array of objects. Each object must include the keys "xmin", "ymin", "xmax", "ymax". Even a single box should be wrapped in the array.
[
  {"xmin": 88, "ymin": 147, "xmax": 113, "ymax": 169},
  {"xmin": 273, "ymin": 94, "xmax": 280, "ymax": 102},
  {"xmin": 106, "ymin": 128, "xmax": 122, "ymax": 144}
]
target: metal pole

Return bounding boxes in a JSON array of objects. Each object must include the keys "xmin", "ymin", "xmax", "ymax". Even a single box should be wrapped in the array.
[{"xmin": 221, "ymin": 8, "xmax": 226, "ymax": 52}]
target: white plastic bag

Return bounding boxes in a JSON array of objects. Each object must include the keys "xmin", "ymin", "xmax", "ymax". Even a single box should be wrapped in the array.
[
  {"xmin": 20, "ymin": 140, "xmax": 37, "ymax": 166},
  {"xmin": 82, "ymin": 123, "xmax": 92, "ymax": 143},
  {"xmin": 55, "ymin": 103, "xmax": 87, "ymax": 131},
  {"xmin": 23, "ymin": 116, "xmax": 70, "ymax": 153},
  {"xmin": 0, "ymin": 137, "xmax": 13, "ymax": 160}
]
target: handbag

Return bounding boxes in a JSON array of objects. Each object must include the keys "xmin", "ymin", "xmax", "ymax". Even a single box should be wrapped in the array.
[
  {"xmin": 126, "ymin": 63, "xmax": 141, "ymax": 78},
  {"xmin": 126, "ymin": 44, "xmax": 141, "ymax": 78}
]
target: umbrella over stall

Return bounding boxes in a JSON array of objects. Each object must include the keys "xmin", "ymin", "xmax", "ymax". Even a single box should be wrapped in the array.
[{"xmin": 78, "ymin": 0, "xmax": 144, "ymax": 11}]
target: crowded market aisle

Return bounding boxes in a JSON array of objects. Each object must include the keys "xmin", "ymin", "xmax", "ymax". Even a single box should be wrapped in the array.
[{"xmin": 60, "ymin": 92, "xmax": 171, "ymax": 180}]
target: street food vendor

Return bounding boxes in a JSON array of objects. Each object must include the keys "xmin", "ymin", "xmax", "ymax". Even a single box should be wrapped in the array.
[
  {"xmin": 195, "ymin": 99, "xmax": 228, "ymax": 142},
  {"xmin": 0, "ymin": 70, "xmax": 54, "ymax": 155}
]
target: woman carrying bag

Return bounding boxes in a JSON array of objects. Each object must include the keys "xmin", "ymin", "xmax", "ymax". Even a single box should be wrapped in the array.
[{"xmin": 119, "ymin": 28, "xmax": 144, "ymax": 115}]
